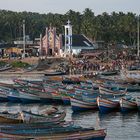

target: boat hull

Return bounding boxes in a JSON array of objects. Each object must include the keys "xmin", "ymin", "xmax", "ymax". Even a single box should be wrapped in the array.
[
  {"xmin": 44, "ymin": 71, "xmax": 66, "ymax": 76},
  {"xmin": 19, "ymin": 91, "xmax": 40, "ymax": 103},
  {"xmin": 70, "ymin": 97, "xmax": 97, "ymax": 112},
  {"xmin": 20, "ymin": 111, "xmax": 66, "ymax": 123},
  {"xmin": 0, "ymin": 116, "xmax": 23, "ymax": 124},
  {"xmin": 62, "ymin": 97, "xmax": 70, "ymax": 105},
  {"xmin": 0, "ymin": 129, "xmax": 106, "ymax": 140},
  {"xmin": 0, "ymin": 97, "xmax": 8, "ymax": 102},
  {"xmin": 120, "ymin": 98, "xmax": 137, "ymax": 112},
  {"xmin": 7, "ymin": 95, "xmax": 20, "ymax": 102},
  {"xmin": 97, "ymin": 97, "xmax": 119, "ymax": 113}
]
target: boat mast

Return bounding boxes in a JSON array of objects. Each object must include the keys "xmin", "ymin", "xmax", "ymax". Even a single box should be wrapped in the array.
[{"xmin": 137, "ymin": 15, "xmax": 140, "ymax": 57}]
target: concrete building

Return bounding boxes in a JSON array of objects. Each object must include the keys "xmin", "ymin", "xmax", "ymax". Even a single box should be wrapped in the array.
[{"xmin": 40, "ymin": 21, "xmax": 96, "ymax": 57}]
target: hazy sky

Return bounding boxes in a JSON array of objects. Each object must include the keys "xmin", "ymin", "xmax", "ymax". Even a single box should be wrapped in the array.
[{"xmin": 0, "ymin": 0, "xmax": 139, "ymax": 15}]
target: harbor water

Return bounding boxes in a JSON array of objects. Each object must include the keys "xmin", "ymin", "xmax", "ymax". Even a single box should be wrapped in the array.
[
  {"xmin": 0, "ymin": 102, "xmax": 140, "ymax": 140},
  {"xmin": 0, "ymin": 77, "xmax": 140, "ymax": 140}
]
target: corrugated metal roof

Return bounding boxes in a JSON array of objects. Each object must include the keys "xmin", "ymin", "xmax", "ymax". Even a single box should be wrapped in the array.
[{"xmin": 62, "ymin": 34, "xmax": 94, "ymax": 47}]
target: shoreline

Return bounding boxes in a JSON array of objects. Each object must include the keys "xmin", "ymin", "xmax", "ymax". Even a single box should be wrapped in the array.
[{"xmin": 0, "ymin": 71, "xmax": 45, "ymax": 83}]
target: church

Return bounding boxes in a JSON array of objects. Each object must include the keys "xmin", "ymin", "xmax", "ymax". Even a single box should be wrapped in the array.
[{"xmin": 39, "ymin": 21, "xmax": 96, "ymax": 57}]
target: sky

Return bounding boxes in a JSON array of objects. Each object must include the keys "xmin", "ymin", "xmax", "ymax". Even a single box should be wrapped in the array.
[{"xmin": 0, "ymin": 0, "xmax": 139, "ymax": 15}]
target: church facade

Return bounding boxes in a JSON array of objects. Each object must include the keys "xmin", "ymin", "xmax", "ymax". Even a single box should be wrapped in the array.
[{"xmin": 40, "ymin": 26, "xmax": 62, "ymax": 56}]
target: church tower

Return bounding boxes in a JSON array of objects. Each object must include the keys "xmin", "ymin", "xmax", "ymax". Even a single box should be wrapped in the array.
[{"xmin": 64, "ymin": 20, "xmax": 72, "ymax": 55}]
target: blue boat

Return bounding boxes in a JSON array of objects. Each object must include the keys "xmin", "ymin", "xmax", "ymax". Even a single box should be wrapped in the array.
[
  {"xmin": 70, "ymin": 97, "xmax": 97, "ymax": 112},
  {"xmin": 97, "ymin": 96, "xmax": 120, "ymax": 113}
]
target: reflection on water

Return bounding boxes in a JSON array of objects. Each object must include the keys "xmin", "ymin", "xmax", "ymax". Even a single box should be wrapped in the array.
[
  {"xmin": 0, "ymin": 102, "xmax": 53, "ymax": 114},
  {"xmin": 0, "ymin": 103, "xmax": 140, "ymax": 140},
  {"xmin": 73, "ymin": 110, "xmax": 140, "ymax": 140},
  {"xmin": 72, "ymin": 111, "xmax": 98, "ymax": 128}
]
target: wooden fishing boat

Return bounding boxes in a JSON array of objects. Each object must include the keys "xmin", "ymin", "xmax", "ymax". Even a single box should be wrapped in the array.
[
  {"xmin": 7, "ymin": 89, "xmax": 21, "ymax": 102},
  {"xmin": 58, "ymin": 88, "xmax": 69, "ymax": 104},
  {"xmin": 0, "ymin": 82, "xmax": 13, "ymax": 88},
  {"xmin": 44, "ymin": 71, "xmax": 66, "ymax": 76},
  {"xmin": 24, "ymin": 64, "xmax": 38, "ymax": 72},
  {"xmin": 25, "ymin": 87, "xmax": 45, "ymax": 95},
  {"xmin": 13, "ymin": 79, "xmax": 28, "ymax": 87},
  {"xmin": 21, "ymin": 87, "xmax": 53, "ymax": 103},
  {"xmin": 100, "ymin": 70, "xmax": 118, "ymax": 76},
  {"xmin": 99, "ymin": 85, "xmax": 127, "ymax": 96},
  {"xmin": 0, "ymin": 88, "xmax": 8, "ymax": 101},
  {"xmin": 43, "ymin": 84, "xmax": 63, "ymax": 104},
  {"xmin": 80, "ymin": 81, "xmax": 99, "ymax": 90},
  {"xmin": 120, "ymin": 98, "xmax": 137, "ymax": 112},
  {"xmin": 62, "ymin": 79, "xmax": 81, "ymax": 84},
  {"xmin": 112, "ymin": 84, "xmax": 140, "ymax": 92},
  {"xmin": 48, "ymin": 91, "xmax": 63, "ymax": 104},
  {"xmin": 0, "ymin": 121, "xmax": 73, "ymax": 131},
  {"xmin": 62, "ymin": 96, "xmax": 71, "ymax": 105},
  {"xmin": 102, "ymin": 80, "xmax": 140, "ymax": 92},
  {"xmin": 0, "ymin": 128, "xmax": 106, "ymax": 140},
  {"xmin": 0, "ymin": 64, "xmax": 12, "ymax": 72},
  {"xmin": 34, "ymin": 129, "xmax": 107, "ymax": 140},
  {"xmin": 13, "ymin": 79, "xmax": 42, "ymax": 88},
  {"xmin": 0, "ymin": 111, "xmax": 23, "ymax": 124},
  {"xmin": 32, "ymin": 92, "xmax": 53, "ymax": 103},
  {"xmin": 20, "ymin": 110, "xmax": 66, "ymax": 123},
  {"xmin": 18, "ymin": 90, "xmax": 40, "ymax": 103},
  {"xmin": 70, "ymin": 97, "xmax": 97, "ymax": 112},
  {"xmin": 97, "ymin": 96, "xmax": 120, "ymax": 113},
  {"xmin": 27, "ymin": 81, "xmax": 43, "ymax": 88},
  {"xmin": 74, "ymin": 87, "xmax": 95, "ymax": 95}
]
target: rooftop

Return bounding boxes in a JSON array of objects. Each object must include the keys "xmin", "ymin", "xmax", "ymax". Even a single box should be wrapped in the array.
[{"xmin": 62, "ymin": 34, "xmax": 95, "ymax": 47}]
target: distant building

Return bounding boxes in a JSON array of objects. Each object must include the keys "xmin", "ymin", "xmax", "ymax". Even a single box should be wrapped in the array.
[
  {"xmin": 39, "ymin": 23, "xmax": 96, "ymax": 56},
  {"xmin": 0, "ymin": 43, "xmax": 21, "ymax": 58},
  {"xmin": 61, "ymin": 34, "xmax": 96, "ymax": 55}
]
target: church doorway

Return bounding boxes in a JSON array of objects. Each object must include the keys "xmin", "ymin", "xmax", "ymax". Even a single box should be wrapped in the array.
[{"xmin": 48, "ymin": 48, "xmax": 53, "ymax": 56}]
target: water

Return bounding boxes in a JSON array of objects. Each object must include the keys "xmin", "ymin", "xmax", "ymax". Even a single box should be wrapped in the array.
[
  {"xmin": 0, "ymin": 77, "xmax": 140, "ymax": 139},
  {"xmin": 1, "ymin": 102, "xmax": 140, "ymax": 140}
]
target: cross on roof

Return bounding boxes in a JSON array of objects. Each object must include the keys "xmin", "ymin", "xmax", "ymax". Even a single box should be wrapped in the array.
[{"xmin": 67, "ymin": 20, "xmax": 71, "ymax": 25}]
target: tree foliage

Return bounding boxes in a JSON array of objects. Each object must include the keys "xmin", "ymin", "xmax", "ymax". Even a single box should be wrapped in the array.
[{"xmin": 0, "ymin": 9, "xmax": 138, "ymax": 45}]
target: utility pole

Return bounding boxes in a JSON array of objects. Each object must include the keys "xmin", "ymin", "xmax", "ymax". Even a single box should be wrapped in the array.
[
  {"xmin": 137, "ymin": 15, "xmax": 140, "ymax": 57},
  {"xmin": 23, "ymin": 20, "xmax": 26, "ymax": 58},
  {"xmin": 40, "ymin": 34, "xmax": 42, "ymax": 57}
]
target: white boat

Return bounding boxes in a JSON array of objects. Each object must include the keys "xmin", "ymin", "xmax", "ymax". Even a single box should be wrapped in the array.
[{"xmin": 120, "ymin": 98, "xmax": 137, "ymax": 112}]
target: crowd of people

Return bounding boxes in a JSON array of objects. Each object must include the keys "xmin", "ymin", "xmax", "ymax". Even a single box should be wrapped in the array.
[{"xmin": 67, "ymin": 58, "xmax": 132, "ymax": 75}]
